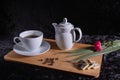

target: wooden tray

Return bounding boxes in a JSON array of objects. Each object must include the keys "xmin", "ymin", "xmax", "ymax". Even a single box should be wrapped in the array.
[{"xmin": 4, "ymin": 39, "xmax": 103, "ymax": 78}]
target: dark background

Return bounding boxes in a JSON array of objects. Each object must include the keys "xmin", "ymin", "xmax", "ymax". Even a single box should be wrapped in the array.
[
  {"xmin": 0, "ymin": 0, "xmax": 120, "ymax": 38},
  {"xmin": 0, "ymin": 0, "xmax": 120, "ymax": 80}
]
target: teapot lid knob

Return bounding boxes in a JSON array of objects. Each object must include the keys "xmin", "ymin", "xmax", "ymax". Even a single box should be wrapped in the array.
[
  {"xmin": 59, "ymin": 17, "xmax": 73, "ymax": 27},
  {"xmin": 63, "ymin": 18, "xmax": 67, "ymax": 24}
]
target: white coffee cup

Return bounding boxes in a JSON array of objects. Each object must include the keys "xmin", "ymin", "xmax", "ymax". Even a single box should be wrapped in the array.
[{"xmin": 14, "ymin": 30, "xmax": 43, "ymax": 52}]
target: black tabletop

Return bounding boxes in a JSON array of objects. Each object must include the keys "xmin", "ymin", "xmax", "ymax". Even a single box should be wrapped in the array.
[{"xmin": 0, "ymin": 35, "xmax": 120, "ymax": 80}]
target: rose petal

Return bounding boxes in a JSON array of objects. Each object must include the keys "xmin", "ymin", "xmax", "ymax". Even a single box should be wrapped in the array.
[{"xmin": 94, "ymin": 41, "xmax": 102, "ymax": 51}]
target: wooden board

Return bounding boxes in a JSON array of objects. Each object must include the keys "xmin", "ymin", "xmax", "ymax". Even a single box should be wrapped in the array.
[{"xmin": 4, "ymin": 39, "xmax": 103, "ymax": 78}]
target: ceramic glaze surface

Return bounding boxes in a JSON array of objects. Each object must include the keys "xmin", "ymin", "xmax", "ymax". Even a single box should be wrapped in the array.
[
  {"xmin": 14, "ymin": 30, "xmax": 43, "ymax": 51},
  {"xmin": 52, "ymin": 18, "xmax": 82, "ymax": 50}
]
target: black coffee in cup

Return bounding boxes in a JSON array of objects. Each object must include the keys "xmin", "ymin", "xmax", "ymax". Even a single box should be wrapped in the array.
[{"xmin": 24, "ymin": 35, "xmax": 39, "ymax": 38}]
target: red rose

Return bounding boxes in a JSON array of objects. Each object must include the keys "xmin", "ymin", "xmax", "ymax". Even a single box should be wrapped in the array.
[{"xmin": 94, "ymin": 41, "xmax": 102, "ymax": 51}]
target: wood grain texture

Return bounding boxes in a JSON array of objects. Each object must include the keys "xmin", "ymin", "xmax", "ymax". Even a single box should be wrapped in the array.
[{"xmin": 4, "ymin": 38, "xmax": 103, "ymax": 78}]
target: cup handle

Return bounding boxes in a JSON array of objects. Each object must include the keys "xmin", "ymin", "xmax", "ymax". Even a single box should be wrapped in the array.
[
  {"xmin": 72, "ymin": 27, "xmax": 82, "ymax": 42},
  {"xmin": 13, "ymin": 37, "xmax": 24, "ymax": 47}
]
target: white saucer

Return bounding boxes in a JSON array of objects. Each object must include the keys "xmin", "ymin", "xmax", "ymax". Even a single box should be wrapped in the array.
[{"xmin": 13, "ymin": 41, "xmax": 50, "ymax": 56}]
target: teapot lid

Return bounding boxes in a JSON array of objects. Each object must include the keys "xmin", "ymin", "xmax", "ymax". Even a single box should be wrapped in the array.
[{"xmin": 59, "ymin": 18, "xmax": 73, "ymax": 27}]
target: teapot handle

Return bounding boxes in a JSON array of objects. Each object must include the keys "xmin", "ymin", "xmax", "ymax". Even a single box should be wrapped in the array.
[{"xmin": 72, "ymin": 27, "xmax": 82, "ymax": 42}]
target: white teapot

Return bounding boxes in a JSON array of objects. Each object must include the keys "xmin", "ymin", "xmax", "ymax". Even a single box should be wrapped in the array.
[{"xmin": 52, "ymin": 18, "xmax": 82, "ymax": 50}]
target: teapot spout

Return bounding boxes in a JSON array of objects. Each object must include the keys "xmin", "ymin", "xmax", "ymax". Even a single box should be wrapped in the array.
[{"xmin": 52, "ymin": 23, "xmax": 58, "ymax": 29}]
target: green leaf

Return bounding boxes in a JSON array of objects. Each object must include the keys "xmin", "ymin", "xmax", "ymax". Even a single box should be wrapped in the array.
[
  {"xmin": 67, "ymin": 40, "xmax": 120, "ymax": 62},
  {"xmin": 66, "ymin": 47, "xmax": 94, "ymax": 56},
  {"xmin": 72, "ymin": 41, "xmax": 120, "ymax": 62}
]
